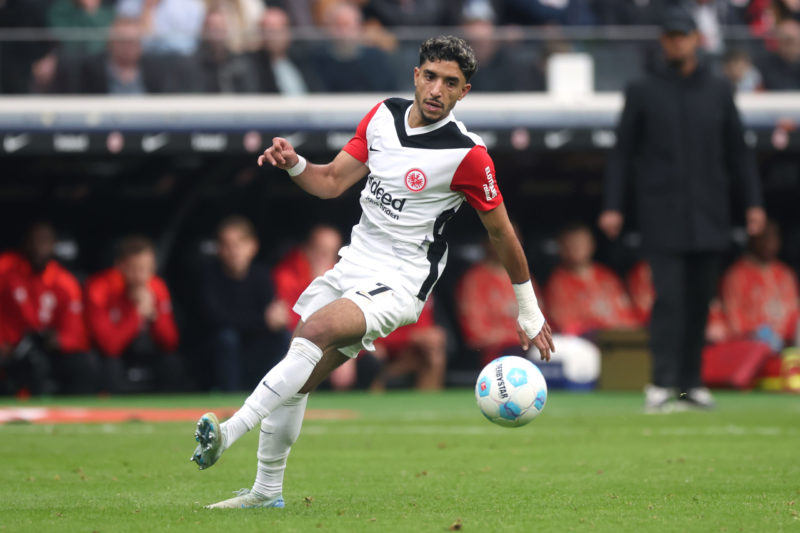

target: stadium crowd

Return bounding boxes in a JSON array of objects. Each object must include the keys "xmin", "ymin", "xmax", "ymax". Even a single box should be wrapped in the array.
[
  {"xmin": 1, "ymin": 0, "xmax": 800, "ymax": 94},
  {"xmin": 0, "ymin": 214, "xmax": 797, "ymax": 396}
]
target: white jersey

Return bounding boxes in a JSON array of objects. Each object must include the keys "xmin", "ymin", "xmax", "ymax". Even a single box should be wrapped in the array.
[{"xmin": 339, "ymin": 98, "xmax": 504, "ymax": 302}]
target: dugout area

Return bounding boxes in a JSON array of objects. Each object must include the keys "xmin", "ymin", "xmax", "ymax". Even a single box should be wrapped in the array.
[{"xmin": 1, "ymin": 95, "xmax": 800, "ymax": 387}]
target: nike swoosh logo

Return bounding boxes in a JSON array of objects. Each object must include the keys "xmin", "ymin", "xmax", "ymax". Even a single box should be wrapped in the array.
[
  {"xmin": 369, "ymin": 144, "xmax": 380, "ymax": 152},
  {"xmin": 544, "ymin": 129, "xmax": 571, "ymax": 149},
  {"xmin": 261, "ymin": 381, "xmax": 281, "ymax": 397},
  {"xmin": 142, "ymin": 133, "xmax": 169, "ymax": 153},
  {"xmin": 3, "ymin": 134, "xmax": 30, "ymax": 153}
]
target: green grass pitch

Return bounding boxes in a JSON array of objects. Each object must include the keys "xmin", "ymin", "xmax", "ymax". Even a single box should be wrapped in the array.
[{"xmin": 1, "ymin": 391, "xmax": 798, "ymax": 532}]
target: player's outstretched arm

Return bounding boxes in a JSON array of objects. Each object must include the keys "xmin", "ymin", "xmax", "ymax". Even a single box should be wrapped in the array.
[
  {"xmin": 258, "ymin": 137, "xmax": 369, "ymax": 199},
  {"xmin": 477, "ymin": 203, "xmax": 554, "ymax": 361}
]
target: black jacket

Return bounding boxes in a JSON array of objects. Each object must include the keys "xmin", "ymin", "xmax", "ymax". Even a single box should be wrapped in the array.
[{"xmin": 604, "ymin": 61, "xmax": 763, "ymax": 252}]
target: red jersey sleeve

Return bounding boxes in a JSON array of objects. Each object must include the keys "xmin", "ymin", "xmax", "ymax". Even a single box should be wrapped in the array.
[
  {"xmin": 149, "ymin": 277, "xmax": 179, "ymax": 353},
  {"xmin": 52, "ymin": 270, "xmax": 90, "ymax": 353},
  {"xmin": 342, "ymin": 101, "xmax": 383, "ymax": 164},
  {"xmin": 450, "ymin": 145, "xmax": 503, "ymax": 211},
  {"xmin": 85, "ymin": 273, "xmax": 141, "ymax": 357}
]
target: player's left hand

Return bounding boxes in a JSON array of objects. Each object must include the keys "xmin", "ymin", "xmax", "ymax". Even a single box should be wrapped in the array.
[{"xmin": 517, "ymin": 321, "xmax": 554, "ymax": 362}]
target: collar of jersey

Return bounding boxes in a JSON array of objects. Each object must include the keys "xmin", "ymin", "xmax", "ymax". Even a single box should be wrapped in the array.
[{"xmin": 403, "ymin": 103, "xmax": 453, "ymax": 137}]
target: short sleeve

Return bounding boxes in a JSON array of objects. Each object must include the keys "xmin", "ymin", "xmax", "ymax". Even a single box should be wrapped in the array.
[
  {"xmin": 450, "ymin": 145, "xmax": 503, "ymax": 211},
  {"xmin": 342, "ymin": 101, "xmax": 384, "ymax": 164}
]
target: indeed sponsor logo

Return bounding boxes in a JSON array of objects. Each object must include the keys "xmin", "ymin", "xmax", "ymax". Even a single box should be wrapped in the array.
[
  {"xmin": 483, "ymin": 166, "xmax": 498, "ymax": 202},
  {"xmin": 366, "ymin": 176, "xmax": 406, "ymax": 220}
]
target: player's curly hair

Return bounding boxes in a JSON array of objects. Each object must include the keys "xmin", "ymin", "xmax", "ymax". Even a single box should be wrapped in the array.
[{"xmin": 419, "ymin": 35, "xmax": 478, "ymax": 82}]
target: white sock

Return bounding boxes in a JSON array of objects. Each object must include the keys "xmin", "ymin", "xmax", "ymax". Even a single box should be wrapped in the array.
[
  {"xmin": 221, "ymin": 338, "xmax": 322, "ymax": 448},
  {"xmin": 252, "ymin": 392, "xmax": 308, "ymax": 498}
]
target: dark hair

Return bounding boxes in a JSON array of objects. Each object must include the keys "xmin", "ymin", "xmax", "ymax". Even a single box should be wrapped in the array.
[
  {"xmin": 217, "ymin": 214, "xmax": 257, "ymax": 240},
  {"xmin": 419, "ymin": 35, "xmax": 478, "ymax": 82},
  {"xmin": 115, "ymin": 235, "xmax": 154, "ymax": 260},
  {"xmin": 558, "ymin": 221, "xmax": 592, "ymax": 240}
]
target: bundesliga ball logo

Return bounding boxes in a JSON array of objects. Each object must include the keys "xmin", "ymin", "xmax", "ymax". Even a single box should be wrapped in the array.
[{"xmin": 405, "ymin": 169, "xmax": 427, "ymax": 192}]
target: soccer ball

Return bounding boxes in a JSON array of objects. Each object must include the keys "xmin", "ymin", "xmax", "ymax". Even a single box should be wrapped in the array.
[{"xmin": 475, "ymin": 356, "xmax": 547, "ymax": 427}]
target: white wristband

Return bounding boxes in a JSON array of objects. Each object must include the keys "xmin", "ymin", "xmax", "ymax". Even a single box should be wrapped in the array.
[
  {"xmin": 512, "ymin": 280, "xmax": 545, "ymax": 339},
  {"xmin": 286, "ymin": 155, "xmax": 307, "ymax": 177}
]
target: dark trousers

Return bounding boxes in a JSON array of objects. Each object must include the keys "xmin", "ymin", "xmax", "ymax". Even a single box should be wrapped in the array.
[
  {"xmin": 211, "ymin": 328, "xmax": 288, "ymax": 392},
  {"xmin": 648, "ymin": 251, "xmax": 722, "ymax": 390},
  {"xmin": 100, "ymin": 333, "xmax": 183, "ymax": 393}
]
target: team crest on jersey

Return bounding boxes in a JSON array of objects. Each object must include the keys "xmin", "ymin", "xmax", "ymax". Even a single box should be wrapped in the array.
[{"xmin": 404, "ymin": 168, "xmax": 427, "ymax": 192}]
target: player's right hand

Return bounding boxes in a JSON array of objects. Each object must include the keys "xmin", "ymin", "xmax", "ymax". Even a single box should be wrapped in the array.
[{"xmin": 258, "ymin": 137, "xmax": 298, "ymax": 169}]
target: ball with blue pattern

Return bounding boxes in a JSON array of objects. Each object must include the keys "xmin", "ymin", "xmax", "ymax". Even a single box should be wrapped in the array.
[{"xmin": 474, "ymin": 355, "xmax": 548, "ymax": 428}]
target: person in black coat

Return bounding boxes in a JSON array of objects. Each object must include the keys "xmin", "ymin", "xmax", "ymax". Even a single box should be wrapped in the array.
[
  {"xmin": 201, "ymin": 216, "xmax": 289, "ymax": 391},
  {"xmin": 599, "ymin": 7, "xmax": 766, "ymax": 412}
]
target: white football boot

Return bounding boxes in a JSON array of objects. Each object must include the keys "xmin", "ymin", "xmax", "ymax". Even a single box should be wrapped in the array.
[{"xmin": 205, "ymin": 488, "xmax": 285, "ymax": 509}]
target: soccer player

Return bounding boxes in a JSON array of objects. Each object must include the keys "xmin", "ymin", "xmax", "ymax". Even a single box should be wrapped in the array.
[{"xmin": 191, "ymin": 35, "xmax": 554, "ymax": 509}]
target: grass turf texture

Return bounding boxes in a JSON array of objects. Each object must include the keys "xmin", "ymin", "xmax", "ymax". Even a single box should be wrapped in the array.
[{"xmin": 1, "ymin": 391, "xmax": 798, "ymax": 532}]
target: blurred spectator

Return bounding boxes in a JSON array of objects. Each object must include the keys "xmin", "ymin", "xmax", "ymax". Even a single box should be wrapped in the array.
[
  {"xmin": 0, "ymin": 222, "xmax": 96, "ymax": 395},
  {"xmin": 456, "ymin": 236, "xmax": 540, "ymax": 365},
  {"xmin": 85, "ymin": 235, "xmax": 182, "ymax": 393},
  {"xmin": 544, "ymin": 223, "xmax": 640, "ymax": 336},
  {"xmin": 504, "ymin": 0, "xmax": 595, "ymax": 25},
  {"xmin": 48, "ymin": 0, "xmax": 114, "ymax": 58},
  {"xmin": 723, "ymin": 48, "xmax": 763, "ymax": 92},
  {"xmin": 461, "ymin": 15, "xmax": 545, "ymax": 92},
  {"xmin": 0, "ymin": 0, "xmax": 55, "ymax": 94},
  {"xmin": 272, "ymin": 224, "xmax": 343, "ymax": 329},
  {"xmin": 362, "ymin": 0, "xmax": 457, "ymax": 27},
  {"xmin": 116, "ymin": 0, "xmax": 206, "ymax": 56},
  {"xmin": 206, "ymin": 0, "xmax": 264, "ymax": 53},
  {"xmin": 251, "ymin": 7, "xmax": 313, "ymax": 94},
  {"xmin": 310, "ymin": 1, "xmax": 396, "ymax": 92},
  {"xmin": 201, "ymin": 216, "xmax": 288, "ymax": 391},
  {"xmin": 758, "ymin": 19, "xmax": 800, "ymax": 90},
  {"xmin": 271, "ymin": 224, "xmax": 378, "ymax": 389},
  {"xmin": 720, "ymin": 220, "xmax": 799, "ymax": 350},
  {"xmin": 197, "ymin": 7, "xmax": 259, "ymax": 93},
  {"xmin": 370, "ymin": 298, "xmax": 447, "ymax": 390},
  {"xmin": 55, "ymin": 16, "xmax": 196, "ymax": 93}
]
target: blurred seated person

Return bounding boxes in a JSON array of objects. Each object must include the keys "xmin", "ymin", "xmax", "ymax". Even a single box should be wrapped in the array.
[
  {"xmin": 197, "ymin": 7, "xmax": 259, "ymax": 93},
  {"xmin": 85, "ymin": 235, "xmax": 181, "ymax": 393},
  {"xmin": 369, "ymin": 298, "xmax": 447, "ymax": 391},
  {"xmin": 627, "ymin": 260, "xmax": 730, "ymax": 344},
  {"xmin": 55, "ymin": 16, "xmax": 196, "ymax": 94},
  {"xmin": 211, "ymin": 0, "xmax": 265, "ymax": 53},
  {"xmin": 720, "ymin": 220, "xmax": 799, "ymax": 351},
  {"xmin": 272, "ymin": 224, "xmax": 343, "ymax": 330},
  {"xmin": 758, "ymin": 19, "xmax": 800, "ymax": 91},
  {"xmin": 0, "ymin": 222, "xmax": 96, "ymax": 395},
  {"xmin": 545, "ymin": 222, "xmax": 640, "ymax": 336},
  {"xmin": 116, "ymin": 0, "xmax": 206, "ymax": 56},
  {"xmin": 723, "ymin": 48, "xmax": 763, "ymax": 93},
  {"xmin": 310, "ymin": 1, "xmax": 396, "ymax": 93},
  {"xmin": 461, "ymin": 14, "xmax": 544, "ymax": 92},
  {"xmin": 272, "ymin": 224, "xmax": 378, "ymax": 388},
  {"xmin": 456, "ymin": 236, "xmax": 542, "ymax": 366},
  {"xmin": 201, "ymin": 216, "xmax": 289, "ymax": 391},
  {"xmin": 47, "ymin": 0, "xmax": 114, "ymax": 58},
  {"xmin": 252, "ymin": 7, "xmax": 313, "ymax": 95}
]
